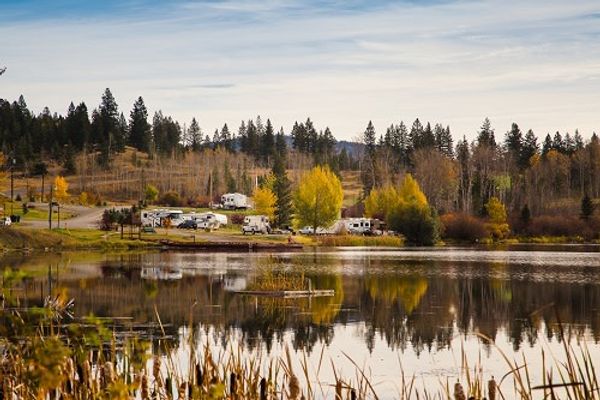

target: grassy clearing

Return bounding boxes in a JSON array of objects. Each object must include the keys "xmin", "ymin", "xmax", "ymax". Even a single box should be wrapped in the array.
[
  {"xmin": 1, "ymin": 201, "xmax": 74, "ymax": 221},
  {"xmin": 317, "ymin": 234, "xmax": 405, "ymax": 247}
]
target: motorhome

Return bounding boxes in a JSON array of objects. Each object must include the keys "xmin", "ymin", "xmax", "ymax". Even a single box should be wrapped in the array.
[
  {"xmin": 242, "ymin": 215, "xmax": 271, "ymax": 234},
  {"xmin": 342, "ymin": 218, "xmax": 384, "ymax": 235},
  {"xmin": 141, "ymin": 209, "xmax": 187, "ymax": 227},
  {"xmin": 221, "ymin": 193, "xmax": 250, "ymax": 210}
]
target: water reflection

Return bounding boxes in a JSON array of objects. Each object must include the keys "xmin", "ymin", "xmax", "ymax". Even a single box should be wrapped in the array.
[{"xmin": 4, "ymin": 248, "xmax": 600, "ymax": 357}]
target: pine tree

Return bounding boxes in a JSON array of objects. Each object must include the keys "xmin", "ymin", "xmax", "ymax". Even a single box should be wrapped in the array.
[
  {"xmin": 552, "ymin": 131, "xmax": 565, "ymax": 153},
  {"xmin": 220, "ymin": 123, "xmax": 232, "ymax": 151},
  {"xmin": 477, "ymin": 118, "xmax": 496, "ymax": 148},
  {"xmin": 275, "ymin": 127, "xmax": 287, "ymax": 157},
  {"xmin": 504, "ymin": 122, "xmax": 523, "ymax": 170},
  {"xmin": 363, "ymin": 120, "xmax": 376, "ymax": 157},
  {"xmin": 188, "ymin": 118, "xmax": 201, "ymax": 151},
  {"xmin": 99, "ymin": 88, "xmax": 122, "ymax": 153},
  {"xmin": 421, "ymin": 122, "xmax": 435, "ymax": 148},
  {"xmin": 272, "ymin": 153, "xmax": 293, "ymax": 227},
  {"xmin": 520, "ymin": 129, "xmax": 539, "ymax": 169},
  {"xmin": 129, "ymin": 96, "xmax": 151, "ymax": 152},
  {"xmin": 409, "ymin": 118, "xmax": 424, "ymax": 150},
  {"xmin": 542, "ymin": 133, "xmax": 553, "ymax": 156},
  {"xmin": 581, "ymin": 194, "xmax": 595, "ymax": 220},
  {"xmin": 261, "ymin": 118, "xmax": 275, "ymax": 163}
]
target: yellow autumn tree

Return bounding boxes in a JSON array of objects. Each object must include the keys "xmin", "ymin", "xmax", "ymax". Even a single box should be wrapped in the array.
[
  {"xmin": 294, "ymin": 165, "xmax": 343, "ymax": 231},
  {"xmin": 54, "ymin": 176, "xmax": 69, "ymax": 203},
  {"xmin": 398, "ymin": 173, "xmax": 428, "ymax": 209},
  {"xmin": 485, "ymin": 196, "xmax": 510, "ymax": 239},
  {"xmin": 252, "ymin": 186, "xmax": 277, "ymax": 220},
  {"xmin": 364, "ymin": 186, "xmax": 400, "ymax": 220},
  {"xmin": 387, "ymin": 174, "xmax": 439, "ymax": 245}
]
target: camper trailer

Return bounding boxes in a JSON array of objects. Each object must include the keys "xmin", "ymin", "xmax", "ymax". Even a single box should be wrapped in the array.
[
  {"xmin": 141, "ymin": 209, "xmax": 187, "ymax": 227},
  {"xmin": 221, "ymin": 193, "xmax": 250, "ymax": 210},
  {"xmin": 242, "ymin": 215, "xmax": 271, "ymax": 234}
]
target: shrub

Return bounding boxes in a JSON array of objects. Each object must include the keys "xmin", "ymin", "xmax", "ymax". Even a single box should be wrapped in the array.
[
  {"xmin": 526, "ymin": 215, "xmax": 586, "ymax": 237},
  {"xmin": 159, "ymin": 191, "xmax": 181, "ymax": 207},
  {"xmin": 230, "ymin": 213, "xmax": 246, "ymax": 225},
  {"xmin": 388, "ymin": 205, "xmax": 439, "ymax": 246},
  {"xmin": 440, "ymin": 213, "xmax": 488, "ymax": 243}
]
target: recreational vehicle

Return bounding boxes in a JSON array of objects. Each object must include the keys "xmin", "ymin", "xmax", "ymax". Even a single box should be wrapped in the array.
[
  {"xmin": 221, "ymin": 193, "xmax": 250, "ymax": 210},
  {"xmin": 242, "ymin": 215, "xmax": 271, "ymax": 234}
]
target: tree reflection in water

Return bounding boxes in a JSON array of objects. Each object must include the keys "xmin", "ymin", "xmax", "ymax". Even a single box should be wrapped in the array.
[{"xmin": 5, "ymin": 250, "xmax": 600, "ymax": 358}]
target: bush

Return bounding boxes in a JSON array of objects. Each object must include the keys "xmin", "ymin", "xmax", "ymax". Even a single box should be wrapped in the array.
[
  {"xmin": 159, "ymin": 191, "xmax": 181, "ymax": 207},
  {"xmin": 388, "ymin": 205, "xmax": 439, "ymax": 246},
  {"xmin": 440, "ymin": 213, "xmax": 488, "ymax": 242},
  {"xmin": 526, "ymin": 215, "xmax": 586, "ymax": 237},
  {"xmin": 230, "ymin": 213, "xmax": 246, "ymax": 225}
]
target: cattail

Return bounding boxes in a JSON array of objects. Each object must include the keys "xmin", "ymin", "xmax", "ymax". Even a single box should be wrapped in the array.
[
  {"xmin": 83, "ymin": 360, "xmax": 92, "ymax": 388},
  {"xmin": 178, "ymin": 383, "xmax": 186, "ymax": 399},
  {"xmin": 230, "ymin": 372, "xmax": 238, "ymax": 398},
  {"xmin": 288, "ymin": 375, "xmax": 300, "ymax": 400},
  {"xmin": 104, "ymin": 362, "xmax": 116, "ymax": 385},
  {"xmin": 165, "ymin": 376, "xmax": 173, "ymax": 399},
  {"xmin": 195, "ymin": 363, "xmax": 202, "ymax": 387},
  {"xmin": 153, "ymin": 356, "xmax": 162, "ymax": 388},
  {"xmin": 454, "ymin": 381, "xmax": 466, "ymax": 400},
  {"xmin": 260, "ymin": 378, "xmax": 267, "ymax": 400},
  {"xmin": 335, "ymin": 380, "xmax": 342, "ymax": 400},
  {"xmin": 141, "ymin": 374, "xmax": 149, "ymax": 400},
  {"xmin": 488, "ymin": 377, "xmax": 496, "ymax": 400}
]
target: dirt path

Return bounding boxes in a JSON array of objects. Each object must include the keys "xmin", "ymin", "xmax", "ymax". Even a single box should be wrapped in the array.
[{"xmin": 21, "ymin": 203, "xmax": 108, "ymax": 229}]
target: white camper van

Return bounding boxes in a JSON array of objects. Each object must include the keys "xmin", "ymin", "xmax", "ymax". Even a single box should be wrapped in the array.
[
  {"xmin": 242, "ymin": 215, "xmax": 271, "ymax": 234},
  {"xmin": 221, "ymin": 193, "xmax": 250, "ymax": 210}
]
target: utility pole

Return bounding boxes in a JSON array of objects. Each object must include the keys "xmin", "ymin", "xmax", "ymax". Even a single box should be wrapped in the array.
[
  {"xmin": 10, "ymin": 158, "xmax": 15, "ymax": 216},
  {"xmin": 48, "ymin": 184, "xmax": 53, "ymax": 230}
]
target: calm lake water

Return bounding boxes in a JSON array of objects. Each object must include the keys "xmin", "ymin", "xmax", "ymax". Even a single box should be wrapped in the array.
[{"xmin": 5, "ymin": 246, "xmax": 600, "ymax": 398}]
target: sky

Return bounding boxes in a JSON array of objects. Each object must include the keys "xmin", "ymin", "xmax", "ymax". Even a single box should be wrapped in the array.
[{"xmin": 1, "ymin": 0, "xmax": 599, "ymax": 142}]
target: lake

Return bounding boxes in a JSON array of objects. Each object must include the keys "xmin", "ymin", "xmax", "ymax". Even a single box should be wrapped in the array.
[{"xmin": 4, "ymin": 246, "xmax": 600, "ymax": 398}]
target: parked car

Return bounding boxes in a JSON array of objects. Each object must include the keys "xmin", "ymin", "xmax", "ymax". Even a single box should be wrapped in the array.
[
  {"xmin": 298, "ymin": 226, "xmax": 327, "ymax": 235},
  {"xmin": 177, "ymin": 220, "xmax": 198, "ymax": 230},
  {"xmin": 272, "ymin": 225, "xmax": 296, "ymax": 235},
  {"xmin": 0, "ymin": 217, "xmax": 11, "ymax": 227}
]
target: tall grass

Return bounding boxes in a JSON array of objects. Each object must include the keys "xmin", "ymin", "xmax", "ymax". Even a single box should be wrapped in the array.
[{"xmin": 318, "ymin": 235, "xmax": 404, "ymax": 247}]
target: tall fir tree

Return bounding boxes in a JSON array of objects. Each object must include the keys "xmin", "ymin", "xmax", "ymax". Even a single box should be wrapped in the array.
[
  {"xmin": 128, "ymin": 96, "xmax": 151, "ymax": 152},
  {"xmin": 272, "ymin": 153, "xmax": 293, "ymax": 227}
]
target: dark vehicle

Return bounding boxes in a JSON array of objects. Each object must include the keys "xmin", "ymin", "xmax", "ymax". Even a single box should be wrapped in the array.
[{"xmin": 177, "ymin": 220, "xmax": 197, "ymax": 230}]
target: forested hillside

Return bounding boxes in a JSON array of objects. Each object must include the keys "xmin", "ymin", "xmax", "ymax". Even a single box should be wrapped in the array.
[{"xmin": 1, "ymin": 88, "xmax": 599, "ymax": 224}]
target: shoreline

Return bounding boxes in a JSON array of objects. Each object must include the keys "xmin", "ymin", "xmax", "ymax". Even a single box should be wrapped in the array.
[{"xmin": 1, "ymin": 226, "xmax": 599, "ymax": 253}]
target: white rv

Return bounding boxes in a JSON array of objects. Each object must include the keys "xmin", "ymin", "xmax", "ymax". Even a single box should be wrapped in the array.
[
  {"xmin": 344, "ymin": 218, "xmax": 374, "ymax": 235},
  {"xmin": 141, "ymin": 209, "xmax": 186, "ymax": 227},
  {"xmin": 221, "ymin": 193, "xmax": 250, "ymax": 210},
  {"xmin": 242, "ymin": 215, "xmax": 271, "ymax": 234}
]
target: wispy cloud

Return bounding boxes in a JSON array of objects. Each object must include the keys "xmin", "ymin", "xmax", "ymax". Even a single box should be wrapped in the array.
[{"xmin": 0, "ymin": 0, "xmax": 599, "ymax": 139}]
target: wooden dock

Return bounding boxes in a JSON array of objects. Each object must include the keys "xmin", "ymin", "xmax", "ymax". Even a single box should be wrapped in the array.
[{"xmin": 234, "ymin": 289, "xmax": 335, "ymax": 298}]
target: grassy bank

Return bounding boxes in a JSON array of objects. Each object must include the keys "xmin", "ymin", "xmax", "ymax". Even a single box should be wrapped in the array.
[
  {"xmin": 0, "ymin": 227, "xmax": 158, "ymax": 251},
  {"xmin": 316, "ymin": 234, "xmax": 405, "ymax": 247}
]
